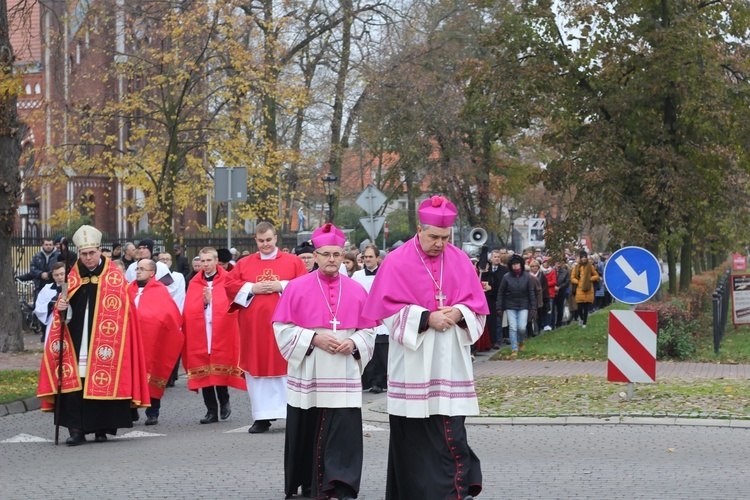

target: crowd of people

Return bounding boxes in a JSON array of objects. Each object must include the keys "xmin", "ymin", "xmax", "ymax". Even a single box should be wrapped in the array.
[
  {"xmin": 28, "ymin": 198, "xmax": 613, "ymax": 499},
  {"xmin": 32, "ymin": 195, "xmax": 487, "ymax": 500},
  {"xmin": 475, "ymin": 246, "xmax": 613, "ymax": 357}
]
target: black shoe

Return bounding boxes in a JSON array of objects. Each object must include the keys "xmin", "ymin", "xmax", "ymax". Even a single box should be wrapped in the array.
[
  {"xmin": 248, "ymin": 420, "xmax": 271, "ymax": 433},
  {"xmin": 220, "ymin": 402, "xmax": 231, "ymax": 420},
  {"xmin": 145, "ymin": 415, "xmax": 159, "ymax": 426},
  {"xmin": 370, "ymin": 385, "xmax": 383, "ymax": 394},
  {"xmin": 131, "ymin": 409, "xmax": 140, "ymax": 422},
  {"xmin": 200, "ymin": 413, "xmax": 218, "ymax": 424},
  {"xmin": 94, "ymin": 433, "xmax": 107, "ymax": 443},
  {"xmin": 66, "ymin": 431, "xmax": 86, "ymax": 446}
]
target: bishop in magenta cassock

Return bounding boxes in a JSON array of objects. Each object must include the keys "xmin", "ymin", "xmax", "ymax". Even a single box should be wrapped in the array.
[
  {"xmin": 273, "ymin": 223, "xmax": 376, "ymax": 500},
  {"xmin": 128, "ymin": 258, "xmax": 184, "ymax": 426},
  {"xmin": 182, "ymin": 247, "xmax": 246, "ymax": 424},
  {"xmin": 224, "ymin": 222, "xmax": 308, "ymax": 433},
  {"xmin": 363, "ymin": 196, "xmax": 489, "ymax": 500}
]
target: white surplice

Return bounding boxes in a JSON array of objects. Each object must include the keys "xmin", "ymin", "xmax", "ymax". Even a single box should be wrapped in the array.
[
  {"xmin": 274, "ymin": 324, "xmax": 375, "ymax": 409},
  {"xmin": 383, "ymin": 303, "xmax": 485, "ymax": 418}
]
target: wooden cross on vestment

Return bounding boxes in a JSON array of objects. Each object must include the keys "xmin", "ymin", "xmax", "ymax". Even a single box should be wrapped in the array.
[
  {"xmin": 330, "ymin": 317, "xmax": 340, "ymax": 333},
  {"xmin": 436, "ymin": 291, "xmax": 447, "ymax": 307}
]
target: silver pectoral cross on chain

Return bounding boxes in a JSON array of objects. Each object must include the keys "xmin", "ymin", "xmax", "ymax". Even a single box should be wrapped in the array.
[
  {"xmin": 330, "ymin": 317, "xmax": 341, "ymax": 333},
  {"xmin": 436, "ymin": 290, "xmax": 447, "ymax": 307}
]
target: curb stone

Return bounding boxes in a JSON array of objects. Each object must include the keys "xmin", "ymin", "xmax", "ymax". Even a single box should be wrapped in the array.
[
  {"xmin": 6, "ymin": 400, "xmax": 26, "ymax": 415},
  {"xmin": 24, "ymin": 397, "xmax": 41, "ymax": 411}
]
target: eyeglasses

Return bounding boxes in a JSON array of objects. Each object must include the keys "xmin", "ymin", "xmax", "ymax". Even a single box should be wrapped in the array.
[
  {"xmin": 315, "ymin": 251, "xmax": 342, "ymax": 259},
  {"xmin": 159, "ymin": 257, "xmax": 172, "ymax": 262},
  {"xmin": 136, "ymin": 267, "xmax": 154, "ymax": 272}
]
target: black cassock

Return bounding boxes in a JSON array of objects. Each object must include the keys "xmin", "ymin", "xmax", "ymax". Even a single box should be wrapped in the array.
[
  {"xmin": 56, "ymin": 258, "xmax": 132, "ymax": 435},
  {"xmin": 284, "ymin": 405, "xmax": 363, "ymax": 499},
  {"xmin": 386, "ymin": 414, "xmax": 482, "ymax": 500}
]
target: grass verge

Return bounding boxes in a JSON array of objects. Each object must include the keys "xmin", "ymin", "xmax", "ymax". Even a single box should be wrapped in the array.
[
  {"xmin": 476, "ymin": 375, "xmax": 750, "ymax": 419},
  {"xmin": 0, "ymin": 370, "xmax": 38, "ymax": 404},
  {"xmin": 492, "ymin": 302, "xmax": 750, "ymax": 363}
]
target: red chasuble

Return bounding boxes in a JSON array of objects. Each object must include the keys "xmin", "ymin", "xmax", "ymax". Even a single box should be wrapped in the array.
[
  {"xmin": 37, "ymin": 258, "xmax": 150, "ymax": 408},
  {"xmin": 183, "ymin": 266, "xmax": 245, "ymax": 392},
  {"xmin": 128, "ymin": 279, "xmax": 184, "ymax": 399},
  {"xmin": 225, "ymin": 251, "xmax": 307, "ymax": 377}
]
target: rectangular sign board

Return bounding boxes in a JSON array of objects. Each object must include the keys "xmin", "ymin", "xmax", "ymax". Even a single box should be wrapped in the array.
[{"xmin": 731, "ymin": 274, "xmax": 750, "ymax": 326}]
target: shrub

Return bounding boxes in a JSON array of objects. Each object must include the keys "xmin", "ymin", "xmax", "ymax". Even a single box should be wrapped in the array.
[{"xmin": 657, "ymin": 318, "xmax": 697, "ymax": 360}]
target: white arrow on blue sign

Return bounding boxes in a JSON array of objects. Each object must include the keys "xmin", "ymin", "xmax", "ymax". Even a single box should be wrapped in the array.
[{"xmin": 603, "ymin": 246, "xmax": 662, "ymax": 304}]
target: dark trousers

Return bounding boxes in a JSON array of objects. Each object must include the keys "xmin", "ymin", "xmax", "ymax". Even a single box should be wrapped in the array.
[
  {"xmin": 553, "ymin": 293, "xmax": 567, "ymax": 328},
  {"xmin": 202, "ymin": 386, "xmax": 229, "ymax": 414},
  {"xmin": 486, "ymin": 302, "xmax": 498, "ymax": 345},
  {"xmin": 578, "ymin": 302, "xmax": 591, "ymax": 325},
  {"xmin": 362, "ymin": 339, "xmax": 388, "ymax": 390},
  {"xmin": 145, "ymin": 397, "xmax": 161, "ymax": 418}
]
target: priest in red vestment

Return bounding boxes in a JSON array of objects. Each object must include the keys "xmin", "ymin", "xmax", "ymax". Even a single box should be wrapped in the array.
[
  {"xmin": 183, "ymin": 247, "xmax": 246, "ymax": 424},
  {"xmin": 363, "ymin": 196, "xmax": 488, "ymax": 499},
  {"xmin": 128, "ymin": 258, "xmax": 184, "ymax": 426},
  {"xmin": 225, "ymin": 221, "xmax": 307, "ymax": 433},
  {"xmin": 38, "ymin": 225, "xmax": 150, "ymax": 446}
]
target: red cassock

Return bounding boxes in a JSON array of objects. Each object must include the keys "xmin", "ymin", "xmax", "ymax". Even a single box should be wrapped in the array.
[
  {"xmin": 182, "ymin": 267, "xmax": 246, "ymax": 392},
  {"xmin": 128, "ymin": 279, "xmax": 184, "ymax": 399},
  {"xmin": 38, "ymin": 258, "xmax": 150, "ymax": 409},
  {"xmin": 225, "ymin": 252, "xmax": 307, "ymax": 377}
]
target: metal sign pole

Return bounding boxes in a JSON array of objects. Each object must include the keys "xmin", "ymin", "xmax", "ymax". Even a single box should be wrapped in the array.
[{"xmin": 227, "ymin": 167, "xmax": 232, "ymax": 249}]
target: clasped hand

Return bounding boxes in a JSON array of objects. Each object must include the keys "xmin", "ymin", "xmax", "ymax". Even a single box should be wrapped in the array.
[
  {"xmin": 428, "ymin": 306, "xmax": 461, "ymax": 332},
  {"xmin": 313, "ymin": 333, "xmax": 355, "ymax": 355},
  {"xmin": 252, "ymin": 281, "xmax": 280, "ymax": 295}
]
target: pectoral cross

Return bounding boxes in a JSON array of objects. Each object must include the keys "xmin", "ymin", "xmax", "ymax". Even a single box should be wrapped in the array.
[
  {"xmin": 330, "ymin": 317, "xmax": 340, "ymax": 333},
  {"xmin": 436, "ymin": 290, "xmax": 447, "ymax": 307}
]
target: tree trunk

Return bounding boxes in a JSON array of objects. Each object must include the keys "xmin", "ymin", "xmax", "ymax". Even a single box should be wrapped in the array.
[
  {"xmin": 666, "ymin": 244, "xmax": 677, "ymax": 296},
  {"xmin": 325, "ymin": 0, "xmax": 353, "ymax": 223},
  {"xmin": 679, "ymin": 232, "xmax": 693, "ymax": 292},
  {"xmin": 0, "ymin": 0, "xmax": 24, "ymax": 352}
]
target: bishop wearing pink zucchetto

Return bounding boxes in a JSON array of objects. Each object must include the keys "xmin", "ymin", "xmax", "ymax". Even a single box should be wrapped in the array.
[
  {"xmin": 363, "ymin": 195, "xmax": 488, "ymax": 500},
  {"xmin": 272, "ymin": 222, "xmax": 377, "ymax": 500}
]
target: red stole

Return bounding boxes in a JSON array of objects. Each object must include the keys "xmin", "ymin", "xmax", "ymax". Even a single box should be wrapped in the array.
[
  {"xmin": 182, "ymin": 267, "xmax": 246, "ymax": 392},
  {"xmin": 37, "ymin": 258, "xmax": 150, "ymax": 408},
  {"xmin": 225, "ymin": 251, "xmax": 307, "ymax": 376},
  {"xmin": 128, "ymin": 279, "xmax": 184, "ymax": 399}
]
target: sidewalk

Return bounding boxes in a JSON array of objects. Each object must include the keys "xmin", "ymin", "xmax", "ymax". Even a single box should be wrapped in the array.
[{"xmin": 0, "ymin": 332, "xmax": 44, "ymax": 371}]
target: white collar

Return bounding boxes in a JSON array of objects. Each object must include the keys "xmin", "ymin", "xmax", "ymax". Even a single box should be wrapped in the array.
[{"xmin": 260, "ymin": 248, "xmax": 278, "ymax": 260}]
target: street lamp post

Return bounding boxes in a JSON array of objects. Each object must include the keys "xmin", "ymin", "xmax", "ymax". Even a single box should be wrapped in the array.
[
  {"xmin": 508, "ymin": 207, "xmax": 517, "ymax": 253},
  {"xmin": 321, "ymin": 172, "xmax": 338, "ymax": 223}
]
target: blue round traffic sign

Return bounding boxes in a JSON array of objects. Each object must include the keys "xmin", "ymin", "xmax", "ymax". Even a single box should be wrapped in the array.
[{"xmin": 603, "ymin": 246, "xmax": 662, "ymax": 304}]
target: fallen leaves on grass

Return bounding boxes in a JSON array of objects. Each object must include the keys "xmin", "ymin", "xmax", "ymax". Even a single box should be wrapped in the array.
[
  {"xmin": 0, "ymin": 370, "xmax": 38, "ymax": 404},
  {"xmin": 476, "ymin": 376, "xmax": 750, "ymax": 419}
]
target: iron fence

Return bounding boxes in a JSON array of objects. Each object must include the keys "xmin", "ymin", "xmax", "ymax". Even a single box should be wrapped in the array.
[{"xmin": 712, "ymin": 268, "xmax": 732, "ymax": 354}]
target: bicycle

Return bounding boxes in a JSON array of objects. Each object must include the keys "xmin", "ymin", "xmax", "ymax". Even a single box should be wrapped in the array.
[{"xmin": 16, "ymin": 279, "xmax": 43, "ymax": 337}]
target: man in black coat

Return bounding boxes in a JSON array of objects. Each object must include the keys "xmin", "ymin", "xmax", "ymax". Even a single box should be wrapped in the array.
[
  {"xmin": 29, "ymin": 238, "xmax": 59, "ymax": 297},
  {"xmin": 485, "ymin": 249, "xmax": 508, "ymax": 348}
]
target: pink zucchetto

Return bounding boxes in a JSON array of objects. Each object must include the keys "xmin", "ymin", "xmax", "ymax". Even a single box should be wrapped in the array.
[
  {"xmin": 417, "ymin": 196, "xmax": 457, "ymax": 228},
  {"xmin": 312, "ymin": 223, "xmax": 346, "ymax": 248}
]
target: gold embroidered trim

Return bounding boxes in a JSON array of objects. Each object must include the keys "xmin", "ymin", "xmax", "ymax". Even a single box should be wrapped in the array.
[
  {"xmin": 187, "ymin": 364, "xmax": 243, "ymax": 379},
  {"xmin": 148, "ymin": 374, "xmax": 169, "ymax": 390}
]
